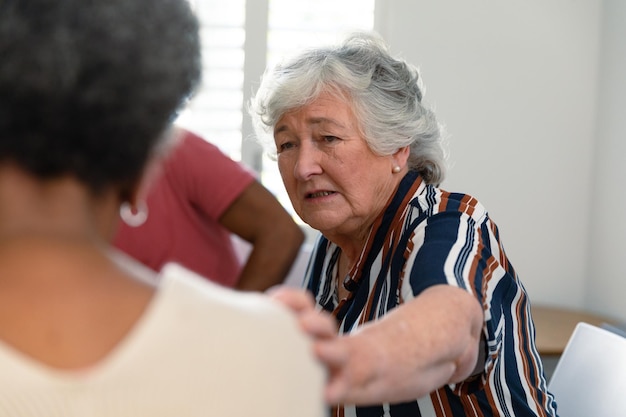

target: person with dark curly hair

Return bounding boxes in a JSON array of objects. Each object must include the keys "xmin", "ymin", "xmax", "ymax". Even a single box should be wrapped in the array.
[{"xmin": 0, "ymin": 0, "xmax": 330, "ymax": 415}]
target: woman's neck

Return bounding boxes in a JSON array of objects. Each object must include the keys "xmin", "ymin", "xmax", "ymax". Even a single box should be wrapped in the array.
[{"xmin": 0, "ymin": 164, "xmax": 120, "ymax": 244}]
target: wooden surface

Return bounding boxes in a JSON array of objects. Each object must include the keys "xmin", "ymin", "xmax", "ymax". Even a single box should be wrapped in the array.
[{"xmin": 531, "ymin": 305, "xmax": 615, "ymax": 356}]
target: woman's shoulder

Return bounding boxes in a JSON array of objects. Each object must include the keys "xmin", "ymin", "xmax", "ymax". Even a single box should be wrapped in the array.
[
  {"xmin": 157, "ymin": 263, "xmax": 320, "ymax": 351},
  {"xmin": 155, "ymin": 263, "xmax": 326, "ymax": 406},
  {"xmin": 159, "ymin": 263, "xmax": 292, "ymax": 319},
  {"xmin": 411, "ymin": 184, "xmax": 488, "ymax": 220}
]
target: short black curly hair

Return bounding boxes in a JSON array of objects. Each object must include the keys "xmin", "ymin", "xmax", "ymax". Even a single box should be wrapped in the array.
[{"xmin": 0, "ymin": 0, "xmax": 201, "ymax": 198}]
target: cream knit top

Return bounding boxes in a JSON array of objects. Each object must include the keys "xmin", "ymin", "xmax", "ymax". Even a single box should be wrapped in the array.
[{"xmin": 0, "ymin": 263, "xmax": 326, "ymax": 417}]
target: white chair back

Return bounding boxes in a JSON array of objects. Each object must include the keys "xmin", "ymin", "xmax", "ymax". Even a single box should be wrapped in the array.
[{"xmin": 548, "ymin": 322, "xmax": 626, "ymax": 416}]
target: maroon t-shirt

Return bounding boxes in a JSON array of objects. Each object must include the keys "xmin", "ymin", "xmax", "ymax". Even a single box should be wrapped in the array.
[{"xmin": 114, "ymin": 129, "xmax": 255, "ymax": 287}]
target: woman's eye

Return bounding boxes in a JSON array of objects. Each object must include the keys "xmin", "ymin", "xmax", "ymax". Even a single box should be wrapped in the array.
[
  {"xmin": 277, "ymin": 142, "xmax": 295, "ymax": 152},
  {"xmin": 323, "ymin": 135, "xmax": 339, "ymax": 143}
]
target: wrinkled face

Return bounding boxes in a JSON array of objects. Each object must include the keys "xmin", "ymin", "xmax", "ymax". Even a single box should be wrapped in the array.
[{"xmin": 273, "ymin": 91, "xmax": 405, "ymax": 243}]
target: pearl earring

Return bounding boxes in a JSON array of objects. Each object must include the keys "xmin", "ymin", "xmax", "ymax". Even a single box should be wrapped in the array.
[{"xmin": 392, "ymin": 166, "xmax": 401, "ymax": 173}]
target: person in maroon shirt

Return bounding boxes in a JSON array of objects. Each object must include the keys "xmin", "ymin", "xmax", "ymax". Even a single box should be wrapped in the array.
[{"xmin": 114, "ymin": 127, "xmax": 305, "ymax": 291}]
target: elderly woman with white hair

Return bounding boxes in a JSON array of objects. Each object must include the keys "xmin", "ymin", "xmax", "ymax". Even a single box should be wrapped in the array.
[{"xmin": 250, "ymin": 31, "xmax": 558, "ymax": 417}]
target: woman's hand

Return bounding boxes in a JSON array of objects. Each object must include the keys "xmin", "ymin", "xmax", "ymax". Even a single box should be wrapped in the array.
[
  {"xmin": 270, "ymin": 284, "xmax": 482, "ymax": 407},
  {"xmin": 314, "ymin": 285, "xmax": 483, "ymax": 406}
]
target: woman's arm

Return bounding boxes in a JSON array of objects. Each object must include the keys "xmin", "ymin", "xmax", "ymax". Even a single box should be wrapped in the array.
[
  {"xmin": 315, "ymin": 284, "xmax": 483, "ymax": 405},
  {"xmin": 220, "ymin": 180, "xmax": 305, "ymax": 291}
]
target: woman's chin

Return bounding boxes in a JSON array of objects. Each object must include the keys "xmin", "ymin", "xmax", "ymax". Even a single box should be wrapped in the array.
[{"xmin": 301, "ymin": 216, "xmax": 343, "ymax": 236}]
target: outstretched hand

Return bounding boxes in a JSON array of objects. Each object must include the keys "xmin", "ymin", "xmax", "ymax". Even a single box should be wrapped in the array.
[
  {"xmin": 266, "ymin": 285, "xmax": 415, "ymax": 405},
  {"xmin": 266, "ymin": 286, "xmax": 397, "ymax": 405},
  {"xmin": 270, "ymin": 285, "xmax": 483, "ymax": 407}
]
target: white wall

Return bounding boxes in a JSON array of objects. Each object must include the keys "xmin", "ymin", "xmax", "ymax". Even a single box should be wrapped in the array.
[
  {"xmin": 587, "ymin": 1, "xmax": 626, "ymax": 320},
  {"xmin": 376, "ymin": 1, "xmax": 605, "ymax": 311}
]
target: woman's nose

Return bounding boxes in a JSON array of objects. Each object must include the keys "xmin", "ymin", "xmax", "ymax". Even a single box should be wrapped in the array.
[{"xmin": 293, "ymin": 141, "xmax": 323, "ymax": 181}]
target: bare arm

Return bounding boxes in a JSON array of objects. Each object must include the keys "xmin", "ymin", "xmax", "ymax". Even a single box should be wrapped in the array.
[
  {"xmin": 314, "ymin": 284, "xmax": 483, "ymax": 405},
  {"xmin": 220, "ymin": 180, "xmax": 305, "ymax": 291}
]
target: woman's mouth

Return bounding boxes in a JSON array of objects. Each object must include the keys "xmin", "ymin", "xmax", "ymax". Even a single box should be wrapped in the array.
[{"xmin": 306, "ymin": 191, "xmax": 336, "ymax": 199}]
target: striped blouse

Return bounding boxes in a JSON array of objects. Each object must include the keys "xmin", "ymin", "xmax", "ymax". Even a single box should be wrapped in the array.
[{"xmin": 304, "ymin": 171, "xmax": 558, "ymax": 417}]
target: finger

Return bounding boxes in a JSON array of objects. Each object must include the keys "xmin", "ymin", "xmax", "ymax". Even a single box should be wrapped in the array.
[
  {"xmin": 325, "ymin": 373, "xmax": 351, "ymax": 405},
  {"xmin": 267, "ymin": 285, "xmax": 314, "ymax": 313},
  {"xmin": 315, "ymin": 338, "xmax": 350, "ymax": 370},
  {"xmin": 299, "ymin": 310, "xmax": 337, "ymax": 339},
  {"xmin": 315, "ymin": 340, "xmax": 352, "ymax": 404}
]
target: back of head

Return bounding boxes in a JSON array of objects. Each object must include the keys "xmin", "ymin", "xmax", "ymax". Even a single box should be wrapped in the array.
[
  {"xmin": 0, "ymin": 0, "xmax": 201, "ymax": 197},
  {"xmin": 249, "ymin": 31, "xmax": 446, "ymax": 184}
]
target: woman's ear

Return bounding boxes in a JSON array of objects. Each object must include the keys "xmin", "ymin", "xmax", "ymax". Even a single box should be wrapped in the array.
[
  {"xmin": 117, "ymin": 175, "xmax": 151, "ymax": 230},
  {"xmin": 392, "ymin": 146, "xmax": 410, "ymax": 169},
  {"xmin": 124, "ymin": 181, "xmax": 144, "ymax": 209},
  {"xmin": 120, "ymin": 126, "xmax": 179, "ymax": 212}
]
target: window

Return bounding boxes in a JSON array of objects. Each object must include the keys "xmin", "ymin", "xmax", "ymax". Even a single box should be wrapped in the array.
[
  {"xmin": 178, "ymin": 0, "xmax": 375, "ymax": 228},
  {"xmin": 177, "ymin": 0, "xmax": 246, "ymax": 160}
]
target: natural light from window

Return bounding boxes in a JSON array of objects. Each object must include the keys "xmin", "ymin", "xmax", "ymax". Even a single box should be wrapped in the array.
[{"xmin": 177, "ymin": 0, "xmax": 375, "ymax": 230}]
